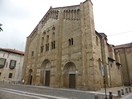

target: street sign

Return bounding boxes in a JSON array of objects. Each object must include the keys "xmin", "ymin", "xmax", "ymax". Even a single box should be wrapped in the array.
[{"xmin": 101, "ymin": 63, "xmax": 104, "ymax": 76}]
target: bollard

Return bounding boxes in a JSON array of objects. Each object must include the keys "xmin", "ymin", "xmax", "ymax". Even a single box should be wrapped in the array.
[
  {"xmin": 95, "ymin": 94, "xmax": 98, "ymax": 99},
  {"xmin": 121, "ymin": 89, "xmax": 124, "ymax": 95},
  {"xmin": 125, "ymin": 88, "xmax": 128, "ymax": 93},
  {"xmin": 117, "ymin": 90, "xmax": 121, "ymax": 97},
  {"xmin": 129, "ymin": 87, "xmax": 131, "ymax": 92},
  {"xmin": 109, "ymin": 92, "xmax": 113, "ymax": 99}
]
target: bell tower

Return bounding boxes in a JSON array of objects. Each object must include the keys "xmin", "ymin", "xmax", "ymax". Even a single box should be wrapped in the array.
[{"xmin": 80, "ymin": 0, "xmax": 101, "ymax": 90}]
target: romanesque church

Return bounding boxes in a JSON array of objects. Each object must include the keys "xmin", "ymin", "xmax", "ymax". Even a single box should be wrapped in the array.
[{"xmin": 23, "ymin": 0, "xmax": 122, "ymax": 90}]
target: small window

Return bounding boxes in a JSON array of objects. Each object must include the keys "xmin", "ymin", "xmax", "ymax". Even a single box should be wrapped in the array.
[
  {"xmin": 46, "ymin": 43, "xmax": 49, "ymax": 51},
  {"xmin": 52, "ymin": 26, "xmax": 55, "ymax": 30},
  {"xmin": 31, "ymin": 51, "xmax": 34, "ymax": 56},
  {"xmin": 96, "ymin": 36, "xmax": 98, "ymax": 46},
  {"xmin": 53, "ymin": 32, "xmax": 55, "ymax": 35},
  {"xmin": 71, "ymin": 38, "xmax": 73, "ymax": 45},
  {"xmin": 53, "ymin": 41, "xmax": 55, "ymax": 49},
  {"xmin": 68, "ymin": 38, "xmax": 73, "ymax": 46},
  {"xmin": 52, "ymin": 32, "xmax": 55, "ymax": 40},
  {"xmin": 43, "ymin": 31, "xmax": 46, "ymax": 35},
  {"xmin": 98, "ymin": 58, "xmax": 101, "ymax": 70},
  {"xmin": 9, "ymin": 73, "xmax": 12, "ymax": 78},
  {"xmin": 41, "ymin": 46, "xmax": 44, "ymax": 53},
  {"xmin": 51, "ymin": 41, "xmax": 55, "ymax": 49},
  {"xmin": 69, "ymin": 39, "xmax": 71, "ymax": 46}
]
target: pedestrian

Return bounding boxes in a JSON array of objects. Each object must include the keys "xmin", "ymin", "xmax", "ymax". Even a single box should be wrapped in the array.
[{"xmin": 22, "ymin": 79, "xmax": 24, "ymax": 84}]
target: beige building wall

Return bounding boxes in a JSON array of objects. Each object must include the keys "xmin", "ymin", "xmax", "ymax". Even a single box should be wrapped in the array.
[{"xmin": 0, "ymin": 49, "xmax": 24, "ymax": 83}]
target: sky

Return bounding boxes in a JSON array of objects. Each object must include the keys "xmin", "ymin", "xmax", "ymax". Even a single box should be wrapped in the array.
[{"xmin": 0, "ymin": 0, "xmax": 132, "ymax": 51}]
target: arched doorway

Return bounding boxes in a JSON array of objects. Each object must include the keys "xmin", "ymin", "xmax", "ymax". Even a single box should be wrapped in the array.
[
  {"xmin": 27, "ymin": 69, "xmax": 33, "ymax": 85},
  {"xmin": 63, "ymin": 62, "xmax": 76, "ymax": 88},
  {"xmin": 41, "ymin": 59, "xmax": 51, "ymax": 86}
]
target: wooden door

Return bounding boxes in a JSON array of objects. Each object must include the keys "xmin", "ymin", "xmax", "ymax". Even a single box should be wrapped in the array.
[
  {"xmin": 45, "ymin": 71, "xmax": 50, "ymax": 86},
  {"xmin": 69, "ymin": 74, "xmax": 76, "ymax": 88},
  {"xmin": 30, "ymin": 75, "xmax": 32, "ymax": 85}
]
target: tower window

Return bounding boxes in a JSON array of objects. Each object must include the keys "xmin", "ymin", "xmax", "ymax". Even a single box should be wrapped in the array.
[
  {"xmin": 41, "ymin": 46, "xmax": 44, "ymax": 53},
  {"xmin": 68, "ymin": 38, "xmax": 74, "ymax": 46},
  {"xmin": 52, "ymin": 26, "xmax": 55, "ymax": 30},
  {"xmin": 51, "ymin": 41, "xmax": 55, "ymax": 49},
  {"xmin": 46, "ymin": 43, "xmax": 49, "ymax": 51},
  {"xmin": 96, "ymin": 36, "xmax": 98, "ymax": 46},
  {"xmin": 31, "ymin": 51, "xmax": 34, "ymax": 56},
  {"xmin": 43, "ymin": 31, "xmax": 46, "ymax": 35},
  {"xmin": 41, "ymin": 37, "xmax": 44, "ymax": 45}
]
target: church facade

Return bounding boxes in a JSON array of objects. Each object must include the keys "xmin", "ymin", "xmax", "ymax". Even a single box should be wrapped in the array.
[{"xmin": 23, "ymin": 0, "xmax": 122, "ymax": 90}]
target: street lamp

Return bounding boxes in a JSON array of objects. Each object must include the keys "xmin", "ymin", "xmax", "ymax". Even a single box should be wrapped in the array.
[{"xmin": 103, "ymin": 76, "xmax": 107, "ymax": 99}]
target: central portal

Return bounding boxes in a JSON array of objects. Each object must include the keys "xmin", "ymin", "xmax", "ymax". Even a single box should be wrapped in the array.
[
  {"xmin": 69, "ymin": 74, "xmax": 76, "ymax": 88},
  {"xmin": 45, "ymin": 70, "xmax": 50, "ymax": 86},
  {"xmin": 63, "ymin": 62, "xmax": 77, "ymax": 89},
  {"xmin": 41, "ymin": 59, "xmax": 51, "ymax": 86}
]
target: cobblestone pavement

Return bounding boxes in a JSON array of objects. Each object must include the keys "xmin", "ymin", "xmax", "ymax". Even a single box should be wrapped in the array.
[
  {"xmin": 0, "ymin": 82, "xmax": 96, "ymax": 99},
  {"xmin": 0, "ymin": 82, "xmax": 131, "ymax": 99}
]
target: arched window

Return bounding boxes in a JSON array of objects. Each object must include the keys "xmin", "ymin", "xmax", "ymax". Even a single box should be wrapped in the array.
[
  {"xmin": 52, "ymin": 26, "xmax": 55, "ymax": 31},
  {"xmin": 68, "ymin": 38, "xmax": 74, "ymax": 46},
  {"xmin": 71, "ymin": 38, "xmax": 73, "ymax": 45},
  {"xmin": 51, "ymin": 41, "xmax": 56, "ymax": 49},
  {"xmin": 69, "ymin": 39, "xmax": 71, "ymax": 46},
  {"xmin": 41, "ymin": 46, "xmax": 44, "ymax": 53},
  {"xmin": 77, "ymin": 9, "xmax": 80, "ymax": 20},
  {"xmin": 43, "ymin": 31, "xmax": 46, "ymax": 35},
  {"xmin": 41, "ymin": 37, "xmax": 44, "ymax": 45},
  {"xmin": 46, "ymin": 43, "xmax": 49, "ymax": 51},
  {"xmin": 96, "ymin": 36, "xmax": 98, "ymax": 46}
]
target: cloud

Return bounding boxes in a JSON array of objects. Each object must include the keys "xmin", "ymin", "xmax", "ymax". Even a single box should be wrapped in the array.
[{"xmin": 0, "ymin": 0, "xmax": 132, "ymax": 51}]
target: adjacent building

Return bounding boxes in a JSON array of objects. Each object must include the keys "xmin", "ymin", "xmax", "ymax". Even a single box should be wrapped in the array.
[
  {"xmin": 23, "ymin": 0, "xmax": 122, "ymax": 90},
  {"xmin": 0, "ymin": 48, "xmax": 24, "ymax": 83},
  {"xmin": 115, "ymin": 43, "xmax": 132, "ymax": 86}
]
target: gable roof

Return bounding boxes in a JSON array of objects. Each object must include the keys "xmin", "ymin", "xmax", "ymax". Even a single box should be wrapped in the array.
[
  {"xmin": 0, "ymin": 48, "xmax": 24, "ymax": 55},
  {"xmin": 115, "ymin": 43, "xmax": 132, "ymax": 49}
]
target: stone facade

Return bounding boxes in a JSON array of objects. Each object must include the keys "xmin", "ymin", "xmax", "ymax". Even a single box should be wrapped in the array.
[
  {"xmin": 23, "ymin": 0, "xmax": 122, "ymax": 90},
  {"xmin": 115, "ymin": 43, "xmax": 132, "ymax": 86},
  {"xmin": 0, "ymin": 48, "xmax": 24, "ymax": 83}
]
